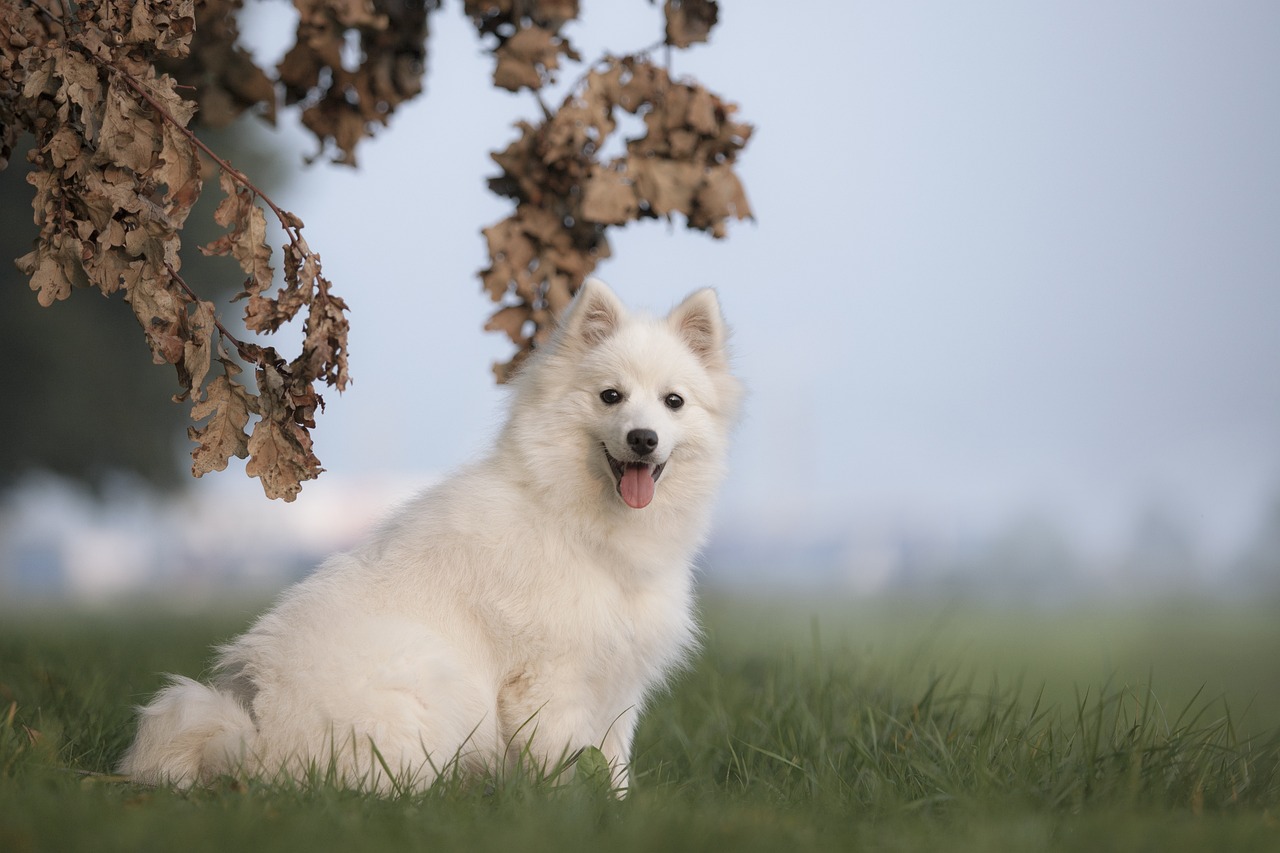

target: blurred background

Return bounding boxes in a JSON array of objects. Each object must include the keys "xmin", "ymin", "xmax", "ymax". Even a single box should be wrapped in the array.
[{"xmin": 2, "ymin": 1, "xmax": 1278, "ymax": 607}]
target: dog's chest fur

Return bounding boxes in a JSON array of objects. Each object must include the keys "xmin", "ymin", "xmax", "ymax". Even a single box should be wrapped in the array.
[{"xmin": 486, "ymin": 548, "xmax": 696, "ymax": 743}]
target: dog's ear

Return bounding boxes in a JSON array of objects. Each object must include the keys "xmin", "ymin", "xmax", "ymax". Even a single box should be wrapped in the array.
[
  {"xmin": 558, "ymin": 278, "xmax": 626, "ymax": 348},
  {"xmin": 668, "ymin": 288, "xmax": 728, "ymax": 369}
]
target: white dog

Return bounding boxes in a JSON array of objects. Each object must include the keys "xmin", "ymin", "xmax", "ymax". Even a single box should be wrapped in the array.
[{"xmin": 119, "ymin": 279, "xmax": 740, "ymax": 793}]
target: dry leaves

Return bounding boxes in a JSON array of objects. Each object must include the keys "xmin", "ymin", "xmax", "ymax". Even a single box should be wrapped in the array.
[
  {"xmin": 279, "ymin": 0, "xmax": 436, "ymax": 165},
  {"xmin": 150, "ymin": 0, "xmax": 436, "ymax": 166},
  {"xmin": 157, "ymin": 0, "xmax": 276, "ymax": 129},
  {"xmin": 3, "ymin": 0, "xmax": 350, "ymax": 501},
  {"xmin": 4, "ymin": 0, "xmax": 753, "ymax": 497},
  {"xmin": 189, "ymin": 356, "xmax": 254, "ymax": 475},
  {"xmin": 481, "ymin": 51, "xmax": 753, "ymax": 380},
  {"xmin": 466, "ymin": 0, "xmax": 581, "ymax": 92},
  {"xmin": 663, "ymin": 0, "xmax": 719, "ymax": 49}
]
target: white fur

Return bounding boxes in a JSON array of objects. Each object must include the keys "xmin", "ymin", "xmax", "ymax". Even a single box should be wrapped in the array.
[{"xmin": 119, "ymin": 279, "xmax": 740, "ymax": 793}]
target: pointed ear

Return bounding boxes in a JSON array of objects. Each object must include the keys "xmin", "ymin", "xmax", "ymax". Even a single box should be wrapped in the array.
[
  {"xmin": 668, "ymin": 288, "xmax": 728, "ymax": 369},
  {"xmin": 558, "ymin": 278, "xmax": 626, "ymax": 349}
]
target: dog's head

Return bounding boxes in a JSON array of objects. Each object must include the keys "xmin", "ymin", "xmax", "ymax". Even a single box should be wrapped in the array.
[{"xmin": 508, "ymin": 278, "xmax": 740, "ymax": 514}]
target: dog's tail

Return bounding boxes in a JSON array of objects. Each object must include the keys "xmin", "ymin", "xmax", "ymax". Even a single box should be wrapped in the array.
[{"xmin": 117, "ymin": 675, "xmax": 256, "ymax": 788}]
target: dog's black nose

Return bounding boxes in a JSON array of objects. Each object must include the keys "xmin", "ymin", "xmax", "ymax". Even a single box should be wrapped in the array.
[{"xmin": 627, "ymin": 428, "xmax": 659, "ymax": 457}]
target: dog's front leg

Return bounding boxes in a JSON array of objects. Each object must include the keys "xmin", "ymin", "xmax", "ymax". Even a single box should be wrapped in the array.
[
  {"xmin": 502, "ymin": 711, "xmax": 595, "ymax": 782},
  {"xmin": 497, "ymin": 668, "xmax": 594, "ymax": 781},
  {"xmin": 599, "ymin": 705, "xmax": 639, "ymax": 794}
]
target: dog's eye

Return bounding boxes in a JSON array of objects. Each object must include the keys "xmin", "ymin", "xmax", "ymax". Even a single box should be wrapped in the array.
[
  {"xmin": 664, "ymin": 393, "xmax": 684, "ymax": 410},
  {"xmin": 600, "ymin": 389, "xmax": 623, "ymax": 405}
]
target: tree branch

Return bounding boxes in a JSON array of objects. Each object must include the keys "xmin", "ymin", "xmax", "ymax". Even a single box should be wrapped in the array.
[
  {"xmin": 82, "ymin": 49, "xmax": 306, "ymax": 248},
  {"xmin": 165, "ymin": 262, "xmax": 251, "ymax": 356}
]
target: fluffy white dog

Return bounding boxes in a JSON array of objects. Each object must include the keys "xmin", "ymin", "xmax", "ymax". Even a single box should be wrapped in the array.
[{"xmin": 119, "ymin": 279, "xmax": 740, "ymax": 793}]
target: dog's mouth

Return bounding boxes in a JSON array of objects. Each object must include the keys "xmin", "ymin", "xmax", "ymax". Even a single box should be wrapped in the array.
[{"xmin": 602, "ymin": 445, "xmax": 666, "ymax": 510}]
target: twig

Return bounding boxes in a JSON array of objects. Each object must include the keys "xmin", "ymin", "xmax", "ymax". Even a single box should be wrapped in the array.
[
  {"xmin": 533, "ymin": 89, "xmax": 553, "ymax": 121},
  {"xmin": 165, "ymin": 262, "xmax": 252, "ymax": 356},
  {"xmin": 80, "ymin": 49, "xmax": 304, "ymax": 248}
]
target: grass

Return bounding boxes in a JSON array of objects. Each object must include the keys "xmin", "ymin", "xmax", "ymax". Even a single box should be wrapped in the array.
[{"xmin": 1, "ymin": 594, "xmax": 1278, "ymax": 851}]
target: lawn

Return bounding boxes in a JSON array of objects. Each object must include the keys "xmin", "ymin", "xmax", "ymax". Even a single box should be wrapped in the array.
[{"xmin": 1, "ymin": 593, "xmax": 1278, "ymax": 852}]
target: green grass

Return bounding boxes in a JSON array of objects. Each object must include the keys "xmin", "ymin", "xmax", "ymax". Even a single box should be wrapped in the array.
[{"xmin": 2, "ymin": 595, "xmax": 1278, "ymax": 851}]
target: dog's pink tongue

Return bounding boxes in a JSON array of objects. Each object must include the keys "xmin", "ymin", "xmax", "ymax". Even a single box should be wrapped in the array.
[{"xmin": 620, "ymin": 465, "xmax": 655, "ymax": 509}]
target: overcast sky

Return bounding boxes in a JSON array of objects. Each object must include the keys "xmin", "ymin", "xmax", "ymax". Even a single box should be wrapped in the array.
[{"xmin": 222, "ymin": 2, "xmax": 1280, "ymax": 565}]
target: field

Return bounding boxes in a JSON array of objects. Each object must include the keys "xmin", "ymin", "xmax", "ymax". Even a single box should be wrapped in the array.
[{"xmin": 2, "ymin": 593, "xmax": 1278, "ymax": 852}]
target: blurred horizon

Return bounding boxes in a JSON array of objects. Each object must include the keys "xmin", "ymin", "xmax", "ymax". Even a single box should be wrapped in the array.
[{"xmin": 2, "ymin": 467, "xmax": 1278, "ymax": 606}]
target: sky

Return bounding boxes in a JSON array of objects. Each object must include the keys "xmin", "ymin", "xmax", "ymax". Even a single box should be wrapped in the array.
[{"xmin": 201, "ymin": 2, "xmax": 1280, "ymax": 574}]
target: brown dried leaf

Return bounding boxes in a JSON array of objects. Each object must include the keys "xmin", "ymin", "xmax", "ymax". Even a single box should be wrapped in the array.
[
  {"xmin": 692, "ymin": 163, "xmax": 753, "ymax": 236},
  {"xmin": 245, "ymin": 416, "xmax": 317, "ymax": 502},
  {"xmin": 202, "ymin": 170, "xmax": 273, "ymax": 298},
  {"xmin": 685, "ymin": 85, "xmax": 719, "ymax": 135},
  {"xmin": 485, "ymin": 304, "xmax": 532, "ymax": 344},
  {"xmin": 182, "ymin": 299, "xmax": 217, "ymax": 402},
  {"xmin": 122, "ymin": 0, "xmax": 196, "ymax": 55},
  {"xmin": 484, "ymin": 216, "xmax": 538, "ymax": 273},
  {"xmin": 616, "ymin": 58, "xmax": 665, "ymax": 115},
  {"xmin": 158, "ymin": 0, "xmax": 274, "ymax": 128},
  {"xmin": 86, "ymin": 248, "xmax": 145, "ymax": 297},
  {"xmin": 537, "ymin": 0, "xmax": 580, "ymax": 27},
  {"xmin": 664, "ymin": 0, "xmax": 719, "ymax": 49},
  {"xmin": 189, "ymin": 372, "xmax": 255, "ymax": 476},
  {"xmin": 156, "ymin": 118, "xmax": 201, "ymax": 221},
  {"xmin": 242, "ymin": 233, "xmax": 329, "ymax": 337},
  {"xmin": 54, "ymin": 48, "xmax": 106, "ymax": 142},
  {"xmin": 80, "ymin": 166, "xmax": 144, "ymax": 231},
  {"xmin": 245, "ymin": 362, "xmax": 321, "ymax": 502},
  {"xmin": 300, "ymin": 99, "xmax": 370, "ymax": 167},
  {"xmin": 581, "ymin": 163, "xmax": 637, "ymax": 225},
  {"xmin": 493, "ymin": 48, "xmax": 544, "ymax": 93},
  {"xmin": 466, "ymin": 1, "xmax": 580, "ymax": 37},
  {"xmin": 543, "ymin": 273, "xmax": 573, "ymax": 314},
  {"xmin": 480, "ymin": 260, "xmax": 516, "ymax": 303},
  {"xmin": 16, "ymin": 237, "xmax": 88, "ymax": 307},
  {"xmin": 301, "ymin": 274, "xmax": 351, "ymax": 391},
  {"xmin": 492, "ymin": 25, "xmax": 570, "ymax": 92},
  {"xmin": 125, "ymin": 271, "xmax": 189, "ymax": 366},
  {"xmin": 99, "ymin": 77, "xmax": 156, "ymax": 174},
  {"xmin": 631, "ymin": 158, "xmax": 702, "ymax": 217},
  {"xmin": 273, "ymin": 0, "xmax": 430, "ymax": 165},
  {"xmin": 44, "ymin": 126, "xmax": 84, "ymax": 169}
]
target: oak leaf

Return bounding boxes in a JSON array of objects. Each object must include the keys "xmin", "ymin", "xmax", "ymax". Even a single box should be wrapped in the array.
[
  {"xmin": 157, "ymin": 119, "xmax": 201, "ymax": 219},
  {"xmin": 53, "ymin": 48, "xmax": 105, "ymax": 141},
  {"xmin": 188, "ymin": 371, "xmax": 254, "ymax": 476},
  {"xmin": 300, "ymin": 274, "xmax": 351, "ymax": 391},
  {"xmin": 581, "ymin": 163, "xmax": 637, "ymax": 225},
  {"xmin": 492, "ymin": 26, "xmax": 573, "ymax": 92},
  {"xmin": 485, "ymin": 304, "xmax": 532, "ymax": 344},
  {"xmin": 44, "ymin": 127, "xmax": 83, "ymax": 170},
  {"xmin": 245, "ymin": 417, "xmax": 317, "ymax": 502},
  {"xmin": 664, "ymin": 0, "xmax": 719, "ymax": 49},
  {"xmin": 99, "ymin": 77, "xmax": 156, "ymax": 174},
  {"xmin": 181, "ymin": 299, "xmax": 217, "ymax": 402},
  {"xmin": 16, "ymin": 237, "xmax": 88, "ymax": 307},
  {"xmin": 202, "ymin": 170, "xmax": 273, "ymax": 299},
  {"xmin": 125, "ymin": 273, "xmax": 188, "ymax": 366},
  {"xmin": 692, "ymin": 163, "xmax": 753, "ymax": 236},
  {"xmin": 631, "ymin": 158, "xmax": 701, "ymax": 217},
  {"xmin": 685, "ymin": 85, "xmax": 719, "ymax": 135},
  {"xmin": 245, "ymin": 362, "xmax": 322, "ymax": 502}
]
